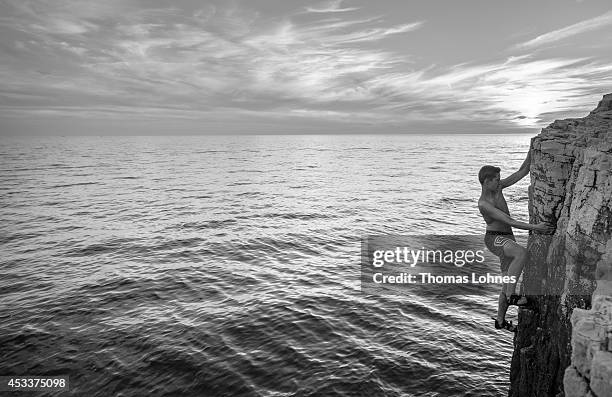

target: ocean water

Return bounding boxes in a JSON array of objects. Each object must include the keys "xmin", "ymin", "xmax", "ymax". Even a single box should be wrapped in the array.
[{"xmin": 0, "ymin": 134, "xmax": 533, "ymax": 396}]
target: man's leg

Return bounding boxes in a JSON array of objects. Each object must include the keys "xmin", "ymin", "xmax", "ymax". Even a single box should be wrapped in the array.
[
  {"xmin": 497, "ymin": 241, "xmax": 528, "ymax": 323},
  {"xmin": 497, "ymin": 281, "xmax": 509, "ymax": 324}
]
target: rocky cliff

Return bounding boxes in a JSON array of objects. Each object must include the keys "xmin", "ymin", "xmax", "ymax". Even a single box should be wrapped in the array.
[{"xmin": 509, "ymin": 94, "xmax": 612, "ymax": 397}]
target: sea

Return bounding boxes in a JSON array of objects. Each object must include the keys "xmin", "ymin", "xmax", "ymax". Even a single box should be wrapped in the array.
[{"xmin": 0, "ymin": 134, "xmax": 534, "ymax": 396}]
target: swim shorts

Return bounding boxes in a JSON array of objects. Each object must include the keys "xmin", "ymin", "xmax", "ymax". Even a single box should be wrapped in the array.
[{"xmin": 484, "ymin": 231, "xmax": 516, "ymax": 273}]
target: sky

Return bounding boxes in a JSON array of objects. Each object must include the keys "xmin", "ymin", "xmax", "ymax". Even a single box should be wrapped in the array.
[{"xmin": 1, "ymin": 0, "xmax": 612, "ymax": 135}]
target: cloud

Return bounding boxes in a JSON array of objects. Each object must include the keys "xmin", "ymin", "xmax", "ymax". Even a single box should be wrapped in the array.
[
  {"xmin": 305, "ymin": 0, "xmax": 359, "ymax": 13},
  {"xmin": 516, "ymin": 9, "xmax": 612, "ymax": 49},
  {"xmin": 1, "ymin": 0, "xmax": 611, "ymax": 134},
  {"xmin": 353, "ymin": 54, "xmax": 612, "ymax": 128},
  {"xmin": 0, "ymin": 0, "xmax": 419, "ymax": 125},
  {"xmin": 323, "ymin": 22, "xmax": 424, "ymax": 44}
]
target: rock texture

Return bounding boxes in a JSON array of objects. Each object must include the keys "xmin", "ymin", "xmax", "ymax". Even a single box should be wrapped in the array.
[{"xmin": 509, "ymin": 94, "xmax": 612, "ymax": 397}]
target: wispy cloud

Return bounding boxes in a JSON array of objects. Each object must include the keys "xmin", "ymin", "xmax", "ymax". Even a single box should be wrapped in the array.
[
  {"xmin": 351, "ymin": 55, "xmax": 612, "ymax": 128},
  {"xmin": 0, "ymin": 0, "xmax": 424, "ymax": 111},
  {"xmin": 305, "ymin": 0, "xmax": 359, "ymax": 13},
  {"xmin": 516, "ymin": 9, "xmax": 612, "ymax": 49},
  {"xmin": 324, "ymin": 22, "xmax": 424, "ymax": 44}
]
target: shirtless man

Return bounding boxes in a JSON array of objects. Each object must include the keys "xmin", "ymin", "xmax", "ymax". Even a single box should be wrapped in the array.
[{"xmin": 478, "ymin": 151, "xmax": 554, "ymax": 332}]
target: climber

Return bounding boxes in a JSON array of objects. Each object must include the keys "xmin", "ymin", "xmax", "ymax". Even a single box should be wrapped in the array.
[{"xmin": 478, "ymin": 151, "xmax": 555, "ymax": 332}]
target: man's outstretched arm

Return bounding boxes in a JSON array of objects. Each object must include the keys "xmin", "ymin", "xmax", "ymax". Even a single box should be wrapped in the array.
[
  {"xmin": 501, "ymin": 150, "xmax": 531, "ymax": 188},
  {"xmin": 479, "ymin": 201, "xmax": 554, "ymax": 233}
]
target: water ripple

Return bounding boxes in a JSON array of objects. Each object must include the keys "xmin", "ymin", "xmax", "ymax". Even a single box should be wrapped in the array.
[{"xmin": 0, "ymin": 134, "xmax": 532, "ymax": 396}]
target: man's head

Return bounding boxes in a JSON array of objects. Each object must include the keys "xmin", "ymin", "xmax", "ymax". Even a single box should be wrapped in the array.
[{"xmin": 479, "ymin": 165, "xmax": 501, "ymax": 185}]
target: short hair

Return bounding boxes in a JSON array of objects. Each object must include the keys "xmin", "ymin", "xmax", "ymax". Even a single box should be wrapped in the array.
[{"xmin": 478, "ymin": 165, "xmax": 501, "ymax": 184}]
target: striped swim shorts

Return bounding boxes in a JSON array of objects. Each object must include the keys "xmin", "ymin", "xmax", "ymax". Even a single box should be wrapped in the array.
[{"xmin": 484, "ymin": 231, "xmax": 516, "ymax": 273}]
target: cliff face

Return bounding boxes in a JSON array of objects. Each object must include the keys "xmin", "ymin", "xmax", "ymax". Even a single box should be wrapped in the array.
[{"xmin": 509, "ymin": 94, "xmax": 612, "ymax": 397}]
